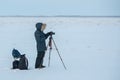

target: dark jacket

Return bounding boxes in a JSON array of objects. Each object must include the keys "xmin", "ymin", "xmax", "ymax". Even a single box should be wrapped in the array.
[{"xmin": 34, "ymin": 23, "xmax": 49, "ymax": 51}]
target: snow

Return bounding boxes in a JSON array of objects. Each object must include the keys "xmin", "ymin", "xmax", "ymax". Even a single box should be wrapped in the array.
[{"xmin": 0, "ymin": 17, "xmax": 120, "ymax": 80}]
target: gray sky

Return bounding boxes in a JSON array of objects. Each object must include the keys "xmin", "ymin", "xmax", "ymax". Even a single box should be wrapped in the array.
[{"xmin": 0, "ymin": 0, "xmax": 120, "ymax": 16}]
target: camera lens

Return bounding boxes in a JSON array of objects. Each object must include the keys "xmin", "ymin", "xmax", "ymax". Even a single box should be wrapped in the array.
[{"xmin": 52, "ymin": 32, "xmax": 55, "ymax": 35}]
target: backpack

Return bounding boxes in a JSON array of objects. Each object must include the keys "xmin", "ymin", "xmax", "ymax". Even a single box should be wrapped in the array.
[
  {"xmin": 18, "ymin": 54, "xmax": 28, "ymax": 70},
  {"xmin": 12, "ymin": 48, "xmax": 21, "ymax": 59},
  {"xmin": 12, "ymin": 60, "xmax": 19, "ymax": 69}
]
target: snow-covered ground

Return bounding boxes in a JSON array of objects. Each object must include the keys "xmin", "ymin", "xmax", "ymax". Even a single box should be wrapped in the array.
[{"xmin": 0, "ymin": 17, "xmax": 120, "ymax": 80}]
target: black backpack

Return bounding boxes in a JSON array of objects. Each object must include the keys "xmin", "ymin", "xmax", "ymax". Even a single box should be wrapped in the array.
[
  {"xmin": 12, "ymin": 60, "xmax": 19, "ymax": 69},
  {"xmin": 18, "ymin": 54, "xmax": 28, "ymax": 70}
]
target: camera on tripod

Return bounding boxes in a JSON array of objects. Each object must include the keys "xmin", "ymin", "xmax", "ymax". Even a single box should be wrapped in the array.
[{"xmin": 49, "ymin": 31, "xmax": 55, "ymax": 36}]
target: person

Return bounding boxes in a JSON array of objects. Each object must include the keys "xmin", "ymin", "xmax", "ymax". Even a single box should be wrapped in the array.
[{"xmin": 34, "ymin": 22, "xmax": 53, "ymax": 69}]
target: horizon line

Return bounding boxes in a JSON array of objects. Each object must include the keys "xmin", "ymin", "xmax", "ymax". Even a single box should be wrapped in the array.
[{"xmin": 0, "ymin": 15, "xmax": 120, "ymax": 17}]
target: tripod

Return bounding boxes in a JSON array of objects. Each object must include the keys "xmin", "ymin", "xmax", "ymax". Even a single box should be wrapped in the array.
[{"xmin": 47, "ymin": 35, "xmax": 67, "ymax": 70}]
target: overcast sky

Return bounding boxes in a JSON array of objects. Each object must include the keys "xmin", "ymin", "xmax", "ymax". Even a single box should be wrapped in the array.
[{"xmin": 0, "ymin": 0, "xmax": 120, "ymax": 16}]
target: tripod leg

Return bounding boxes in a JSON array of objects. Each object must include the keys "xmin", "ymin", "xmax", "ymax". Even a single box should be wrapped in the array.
[
  {"xmin": 52, "ymin": 38, "xmax": 67, "ymax": 70},
  {"xmin": 48, "ymin": 48, "xmax": 52, "ymax": 67},
  {"xmin": 46, "ymin": 41, "xmax": 49, "ymax": 50}
]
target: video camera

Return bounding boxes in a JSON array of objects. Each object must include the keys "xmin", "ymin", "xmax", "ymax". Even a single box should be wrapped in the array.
[{"xmin": 49, "ymin": 31, "xmax": 55, "ymax": 36}]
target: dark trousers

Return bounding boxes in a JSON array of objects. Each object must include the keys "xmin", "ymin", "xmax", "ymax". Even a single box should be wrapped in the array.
[{"xmin": 35, "ymin": 51, "xmax": 45, "ymax": 68}]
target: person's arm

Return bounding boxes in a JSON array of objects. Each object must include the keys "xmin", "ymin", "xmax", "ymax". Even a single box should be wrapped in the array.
[{"xmin": 45, "ymin": 32, "xmax": 50, "ymax": 39}]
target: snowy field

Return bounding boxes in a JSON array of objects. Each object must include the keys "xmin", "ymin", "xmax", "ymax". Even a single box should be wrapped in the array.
[{"xmin": 0, "ymin": 17, "xmax": 120, "ymax": 80}]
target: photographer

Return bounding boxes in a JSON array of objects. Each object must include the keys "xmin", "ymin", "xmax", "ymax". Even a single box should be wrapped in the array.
[{"xmin": 34, "ymin": 22, "xmax": 54, "ymax": 69}]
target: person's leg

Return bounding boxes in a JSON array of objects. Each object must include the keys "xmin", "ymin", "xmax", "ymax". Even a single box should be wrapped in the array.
[
  {"xmin": 35, "ymin": 51, "xmax": 42, "ymax": 68},
  {"xmin": 35, "ymin": 51, "xmax": 45, "ymax": 68},
  {"xmin": 40, "ymin": 51, "xmax": 45, "ymax": 67}
]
